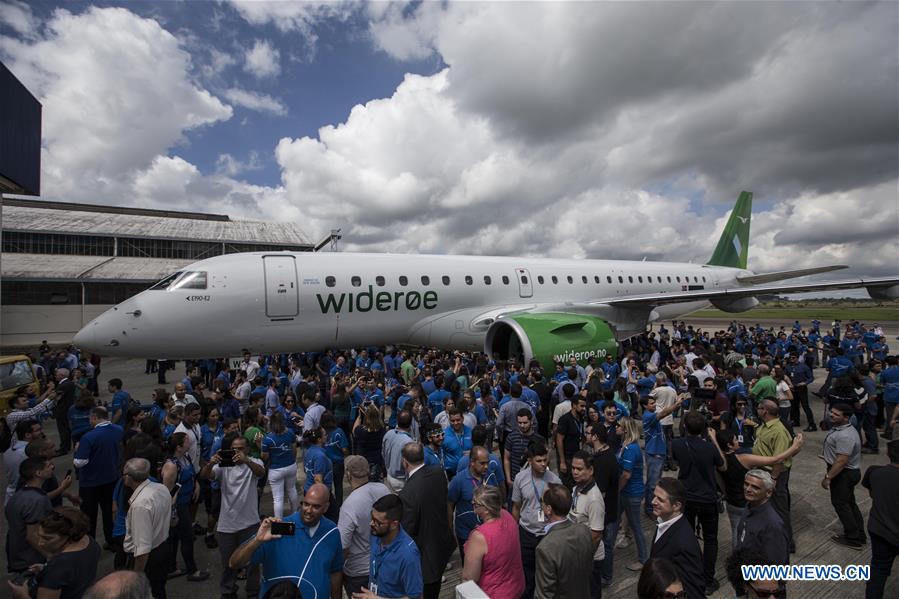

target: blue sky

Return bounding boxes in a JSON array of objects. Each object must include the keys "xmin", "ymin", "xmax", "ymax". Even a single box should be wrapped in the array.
[{"xmin": 0, "ymin": 1, "xmax": 896, "ymax": 278}]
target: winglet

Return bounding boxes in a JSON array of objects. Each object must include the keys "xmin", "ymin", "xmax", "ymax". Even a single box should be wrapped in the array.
[{"xmin": 707, "ymin": 191, "xmax": 752, "ymax": 269}]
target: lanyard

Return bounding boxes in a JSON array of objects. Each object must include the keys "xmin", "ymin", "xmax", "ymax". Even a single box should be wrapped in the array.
[
  {"xmin": 470, "ymin": 475, "xmax": 484, "ymax": 490},
  {"xmin": 530, "ymin": 474, "xmax": 545, "ymax": 505},
  {"xmin": 736, "ymin": 418, "xmax": 744, "ymax": 435}
]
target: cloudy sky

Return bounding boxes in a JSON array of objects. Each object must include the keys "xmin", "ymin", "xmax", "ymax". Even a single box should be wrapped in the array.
[{"xmin": 1, "ymin": 1, "xmax": 897, "ymax": 278}]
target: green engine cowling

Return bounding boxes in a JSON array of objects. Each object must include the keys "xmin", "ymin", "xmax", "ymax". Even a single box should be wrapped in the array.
[{"xmin": 484, "ymin": 312, "xmax": 619, "ymax": 368}]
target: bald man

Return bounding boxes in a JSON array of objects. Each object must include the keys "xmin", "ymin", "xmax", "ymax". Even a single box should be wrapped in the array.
[
  {"xmin": 230, "ymin": 483, "xmax": 343, "ymax": 598},
  {"xmin": 84, "ymin": 571, "xmax": 151, "ymax": 599}
]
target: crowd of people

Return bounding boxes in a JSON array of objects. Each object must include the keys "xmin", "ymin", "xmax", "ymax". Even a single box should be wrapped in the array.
[{"xmin": 2, "ymin": 318, "xmax": 898, "ymax": 599}]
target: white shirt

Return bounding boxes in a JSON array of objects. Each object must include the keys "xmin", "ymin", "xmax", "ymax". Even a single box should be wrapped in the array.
[
  {"xmin": 654, "ymin": 513, "xmax": 684, "ymax": 543},
  {"xmin": 552, "ymin": 400, "xmax": 571, "ymax": 426},
  {"xmin": 241, "ymin": 360, "xmax": 260, "ymax": 382},
  {"xmin": 174, "ymin": 422, "xmax": 201, "ymax": 466},
  {"xmin": 125, "ymin": 481, "xmax": 172, "ymax": 556}
]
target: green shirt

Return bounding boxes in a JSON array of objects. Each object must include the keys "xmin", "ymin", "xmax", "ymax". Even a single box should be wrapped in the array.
[
  {"xmin": 753, "ymin": 418, "xmax": 792, "ymax": 469},
  {"xmin": 750, "ymin": 376, "xmax": 777, "ymax": 401},
  {"xmin": 244, "ymin": 426, "xmax": 264, "ymax": 459},
  {"xmin": 400, "ymin": 360, "xmax": 416, "ymax": 386}
]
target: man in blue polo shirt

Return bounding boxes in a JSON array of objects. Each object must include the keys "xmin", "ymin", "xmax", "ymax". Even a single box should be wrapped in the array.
[
  {"xmin": 442, "ymin": 409, "xmax": 472, "ymax": 480},
  {"xmin": 447, "ymin": 446, "xmax": 501, "ymax": 557},
  {"xmin": 73, "ymin": 406, "xmax": 123, "ymax": 547},
  {"xmin": 640, "ymin": 392, "xmax": 683, "ymax": 516},
  {"xmin": 230, "ymin": 483, "xmax": 343, "ymax": 598},
  {"xmin": 353, "ymin": 494, "xmax": 423, "ymax": 599},
  {"xmin": 107, "ymin": 378, "xmax": 132, "ymax": 426}
]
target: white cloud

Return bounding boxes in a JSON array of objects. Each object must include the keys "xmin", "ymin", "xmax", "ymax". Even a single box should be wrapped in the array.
[
  {"xmin": 0, "ymin": 0, "xmax": 41, "ymax": 40},
  {"xmin": 216, "ymin": 151, "xmax": 262, "ymax": 177},
  {"xmin": 223, "ymin": 87, "xmax": 287, "ymax": 115},
  {"xmin": 243, "ymin": 39, "xmax": 280, "ymax": 78},
  {"xmin": 0, "ymin": 6, "xmax": 232, "ymax": 202},
  {"xmin": 228, "ymin": 0, "xmax": 354, "ymax": 58}
]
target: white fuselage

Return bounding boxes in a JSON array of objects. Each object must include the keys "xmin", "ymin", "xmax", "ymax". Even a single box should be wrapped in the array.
[{"xmin": 74, "ymin": 252, "xmax": 741, "ymax": 358}]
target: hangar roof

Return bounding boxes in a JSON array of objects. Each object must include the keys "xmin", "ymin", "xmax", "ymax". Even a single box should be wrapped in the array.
[
  {"xmin": 1, "ymin": 254, "xmax": 191, "ymax": 283},
  {"xmin": 1, "ymin": 198, "xmax": 312, "ymax": 246}
]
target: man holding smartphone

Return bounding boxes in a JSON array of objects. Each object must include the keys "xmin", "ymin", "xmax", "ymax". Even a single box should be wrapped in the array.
[
  {"xmin": 229, "ymin": 483, "xmax": 343, "ymax": 599},
  {"xmin": 200, "ymin": 432, "xmax": 265, "ymax": 599}
]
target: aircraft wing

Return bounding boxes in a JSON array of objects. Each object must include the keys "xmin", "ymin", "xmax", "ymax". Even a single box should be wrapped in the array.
[
  {"xmin": 735, "ymin": 265, "xmax": 848, "ymax": 285},
  {"xmin": 596, "ymin": 276, "xmax": 899, "ymax": 308}
]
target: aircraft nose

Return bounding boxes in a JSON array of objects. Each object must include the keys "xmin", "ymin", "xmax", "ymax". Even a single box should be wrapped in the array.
[{"xmin": 73, "ymin": 321, "xmax": 96, "ymax": 351}]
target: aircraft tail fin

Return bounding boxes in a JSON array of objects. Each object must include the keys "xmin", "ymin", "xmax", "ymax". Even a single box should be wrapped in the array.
[{"xmin": 707, "ymin": 191, "xmax": 752, "ymax": 269}]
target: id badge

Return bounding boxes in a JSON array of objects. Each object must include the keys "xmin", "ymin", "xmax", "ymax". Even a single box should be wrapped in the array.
[
  {"xmin": 370, "ymin": 583, "xmax": 378, "ymax": 595},
  {"xmin": 737, "ymin": 434, "xmax": 744, "ymax": 444},
  {"xmin": 537, "ymin": 508, "xmax": 545, "ymax": 523}
]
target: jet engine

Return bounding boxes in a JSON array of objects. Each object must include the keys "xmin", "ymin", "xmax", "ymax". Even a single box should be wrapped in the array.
[
  {"xmin": 710, "ymin": 296, "xmax": 760, "ymax": 313},
  {"xmin": 484, "ymin": 313, "xmax": 618, "ymax": 367},
  {"xmin": 867, "ymin": 284, "xmax": 899, "ymax": 301}
]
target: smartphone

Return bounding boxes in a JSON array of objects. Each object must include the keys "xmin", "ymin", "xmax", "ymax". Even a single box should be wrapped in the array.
[
  {"xmin": 170, "ymin": 482, "xmax": 182, "ymax": 497},
  {"xmin": 65, "ymin": 469, "xmax": 72, "ymax": 477},
  {"xmin": 219, "ymin": 449, "xmax": 236, "ymax": 467},
  {"xmin": 270, "ymin": 521, "xmax": 296, "ymax": 536}
]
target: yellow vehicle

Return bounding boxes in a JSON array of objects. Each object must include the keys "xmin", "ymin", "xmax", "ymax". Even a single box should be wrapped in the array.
[{"xmin": 0, "ymin": 355, "xmax": 39, "ymax": 417}]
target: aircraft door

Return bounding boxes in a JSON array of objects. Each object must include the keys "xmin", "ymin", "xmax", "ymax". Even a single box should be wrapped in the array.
[
  {"xmin": 516, "ymin": 268, "xmax": 533, "ymax": 298},
  {"xmin": 263, "ymin": 255, "xmax": 299, "ymax": 318}
]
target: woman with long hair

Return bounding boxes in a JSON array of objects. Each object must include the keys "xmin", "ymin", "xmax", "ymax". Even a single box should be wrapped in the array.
[
  {"xmin": 7, "ymin": 508, "xmax": 101, "ymax": 599},
  {"xmin": 148, "ymin": 387, "xmax": 170, "ymax": 424},
  {"xmin": 321, "ymin": 412, "xmax": 349, "ymax": 506},
  {"xmin": 637, "ymin": 558, "xmax": 685, "ymax": 599},
  {"xmin": 122, "ymin": 405, "xmax": 145, "ymax": 445},
  {"xmin": 353, "ymin": 404, "xmax": 386, "ymax": 478},
  {"xmin": 199, "ymin": 407, "xmax": 223, "ymax": 548},
  {"xmin": 462, "ymin": 485, "xmax": 525, "ymax": 599},
  {"xmin": 161, "ymin": 432, "xmax": 208, "ymax": 581},
  {"xmin": 262, "ymin": 412, "xmax": 298, "ymax": 518},
  {"xmin": 610, "ymin": 416, "xmax": 648, "ymax": 572},
  {"xmin": 303, "ymin": 426, "xmax": 338, "ymax": 522}
]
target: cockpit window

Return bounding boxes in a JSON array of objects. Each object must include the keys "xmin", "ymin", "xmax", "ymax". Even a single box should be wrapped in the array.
[
  {"xmin": 149, "ymin": 272, "xmax": 182, "ymax": 290},
  {"xmin": 169, "ymin": 271, "xmax": 208, "ymax": 290}
]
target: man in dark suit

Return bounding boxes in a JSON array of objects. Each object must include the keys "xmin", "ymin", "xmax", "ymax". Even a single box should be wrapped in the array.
[
  {"xmin": 53, "ymin": 367, "xmax": 76, "ymax": 455},
  {"xmin": 534, "ymin": 483, "xmax": 593, "ymax": 599},
  {"xmin": 650, "ymin": 478, "xmax": 706, "ymax": 599},
  {"xmin": 398, "ymin": 442, "xmax": 454, "ymax": 599}
]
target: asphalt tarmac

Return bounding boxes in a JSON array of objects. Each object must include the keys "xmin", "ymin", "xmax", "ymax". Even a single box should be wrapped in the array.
[{"xmin": 3, "ymin": 318, "xmax": 897, "ymax": 598}]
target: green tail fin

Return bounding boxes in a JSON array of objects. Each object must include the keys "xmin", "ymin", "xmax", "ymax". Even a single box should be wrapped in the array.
[{"xmin": 707, "ymin": 191, "xmax": 752, "ymax": 269}]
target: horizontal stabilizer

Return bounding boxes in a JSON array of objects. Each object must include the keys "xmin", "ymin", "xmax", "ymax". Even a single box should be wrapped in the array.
[{"xmin": 736, "ymin": 265, "xmax": 848, "ymax": 285}]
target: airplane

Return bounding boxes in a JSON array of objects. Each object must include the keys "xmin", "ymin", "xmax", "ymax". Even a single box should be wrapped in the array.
[{"xmin": 74, "ymin": 192, "xmax": 899, "ymax": 366}]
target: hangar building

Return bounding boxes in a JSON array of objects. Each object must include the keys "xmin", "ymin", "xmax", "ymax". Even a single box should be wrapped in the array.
[{"xmin": 0, "ymin": 198, "xmax": 323, "ymax": 348}]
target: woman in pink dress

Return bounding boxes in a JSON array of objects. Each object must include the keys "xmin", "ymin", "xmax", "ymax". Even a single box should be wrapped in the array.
[{"xmin": 462, "ymin": 485, "xmax": 526, "ymax": 599}]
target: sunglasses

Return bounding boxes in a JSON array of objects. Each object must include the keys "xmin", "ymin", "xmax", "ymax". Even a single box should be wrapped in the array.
[
  {"xmin": 748, "ymin": 583, "xmax": 787, "ymax": 599},
  {"xmin": 662, "ymin": 592, "xmax": 687, "ymax": 599}
]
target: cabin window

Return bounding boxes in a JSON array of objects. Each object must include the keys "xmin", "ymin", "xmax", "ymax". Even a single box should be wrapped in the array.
[
  {"xmin": 594, "ymin": 276, "xmax": 600, "ymax": 284},
  {"xmin": 628, "ymin": 276, "xmax": 634, "ymax": 283},
  {"xmin": 693, "ymin": 276, "xmax": 698, "ymax": 282},
  {"xmin": 667, "ymin": 276, "xmax": 672, "ymax": 283},
  {"xmin": 170, "ymin": 271, "xmax": 207, "ymax": 290},
  {"xmin": 325, "ymin": 276, "xmax": 336, "ymax": 288},
  {"xmin": 502, "ymin": 275, "xmax": 510, "ymax": 285},
  {"xmin": 149, "ymin": 272, "xmax": 182, "ymax": 291},
  {"xmin": 618, "ymin": 276, "xmax": 623, "ymax": 283},
  {"xmin": 702, "ymin": 276, "xmax": 706, "ymax": 282},
  {"xmin": 399, "ymin": 276, "xmax": 408, "ymax": 286},
  {"xmin": 551, "ymin": 276, "xmax": 559, "ymax": 284},
  {"xmin": 421, "ymin": 275, "xmax": 430, "ymax": 286},
  {"xmin": 375, "ymin": 276, "xmax": 385, "ymax": 287},
  {"xmin": 538, "ymin": 275, "xmax": 545, "ymax": 284},
  {"xmin": 582, "ymin": 276, "xmax": 588, "ymax": 284},
  {"xmin": 565, "ymin": 276, "xmax": 572, "ymax": 284},
  {"xmin": 465, "ymin": 275, "xmax": 473, "ymax": 285},
  {"xmin": 638, "ymin": 276, "xmax": 643, "ymax": 283},
  {"xmin": 521, "ymin": 275, "xmax": 529, "ymax": 284},
  {"xmin": 484, "ymin": 275, "xmax": 492, "ymax": 285},
  {"xmin": 607, "ymin": 276, "xmax": 612, "ymax": 284},
  {"xmin": 442, "ymin": 275, "xmax": 451, "ymax": 286},
  {"xmin": 351, "ymin": 276, "xmax": 362, "ymax": 287}
]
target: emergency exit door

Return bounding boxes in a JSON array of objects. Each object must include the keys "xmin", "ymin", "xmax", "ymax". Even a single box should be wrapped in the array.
[
  {"xmin": 263, "ymin": 255, "xmax": 298, "ymax": 318},
  {"xmin": 516, "ymin": 268, "xmax": 533, "ymax": 298}
]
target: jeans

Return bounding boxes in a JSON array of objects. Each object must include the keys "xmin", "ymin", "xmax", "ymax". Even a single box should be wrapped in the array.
[
  {"xmin": 829, "ymin": 467, "xmax": 865, "ymax": 544},
  {"xmin": 218, "ymin": 525, "xmax": 260, "ymax": 598},
  {"xmin": 605, "ymin": 493, "xmax": 647, "ymax": 564},
  {"xmin": 725, "ymin": 502, "xmax": 745, "ymax": 545},
  {"xmin": 644, "ymin": 454, "xmax": 665, "ymax": 511},
  {"xmin": 600, "ymin": 522, "xmax": 616, "ymax": 584},
  {"xmin": 662, "ymin": 425, "xmax": 675, "ymax": 467},
  {"xmin": 778, "ymin": 407, "xmax": 794, "ymax": 434},
  {"xmin": 79, "ymin": 481, "xmax": 116, "ymax": 543},
  {"xmin": 884, "ymin": 404, "xmax": 897, "ymax": 440},
  {"xmin": 332, "ymin": 461, "xmax": 345, "ymax": 507},
  {"xmin": 519, "ymin": 526, "xmax": 541, "ymax": 599},
  {"xmin": 866, "ymin": 532, "xmax": 899, "ymax": 599},
  {"xmin": 772, "ymin": 469, "xmax": 794, "ymax": 550},
  {"xmin": 684, "ymin": 500, "xmax": 719, "ymax": 586},
  {"xmin": 145, "ymin": 541, "xmax": 171, "ymax": 599},
  {"xmin": 168, "ymin": 502, "xmax": 198, "ymax": 573},
  {"xmin": 863, "ymin": 401, "xmax": 879, "ymax": 451},
  {"xmin": 791, "ymin": 385, "xmax": 815, "ymax": 428},
  {"xmin": 268, "ymin": 463, "xmax": 298, "ymax": 519},
  {"xmin": 589, "ymin": 559, "xmax": 604, "ymax": 599}
]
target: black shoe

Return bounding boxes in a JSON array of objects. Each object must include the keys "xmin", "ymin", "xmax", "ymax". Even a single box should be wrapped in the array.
[
  {"xmin": 804, "ymin": 425, "xmax": 818, "ymax": 432},
  {"xmin": 705, "ymin": 579, "xmax": 720, "ymax": 595},
  {"xmin": 831, "ymin": 535, "xmax": 863, "ymax": 550},
  {"xmin": 192, "ymin": 523, "xmax": 207, "ymax": 535},
  {"xmin": 186, "ymin": 570, "xmax": 209, "ymax": 582},
  {"xmin": 204, "ymin": 534, "xmax": 218, "ymax": 549}
]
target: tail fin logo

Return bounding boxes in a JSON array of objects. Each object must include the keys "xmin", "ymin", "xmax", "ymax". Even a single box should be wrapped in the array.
[{"xmin": 736, "ymin": 216, "xmax": 749, "ymax": 224}]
